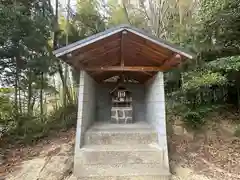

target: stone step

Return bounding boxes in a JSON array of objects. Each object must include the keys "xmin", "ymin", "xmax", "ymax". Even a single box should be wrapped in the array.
[
  {"xmin": 75, "ymin": 175, "xmax": 170, "ymax": 180},
  {"xmin": 74, "ymin": 164, "xmax": 170, "ymax": 179},
  {"xmin": 77, "ymin": 144, "xmax": 165, "ymax": 165},
  {"xmin": 84, "ymin": 124, "xmax": 158, "ymax": 145},
  {"xmin": 89, "ymin": 121, "xmax": 154, "ymax": 131}
]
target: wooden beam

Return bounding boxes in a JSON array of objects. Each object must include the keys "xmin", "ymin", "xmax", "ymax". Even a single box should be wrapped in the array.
[
  {"xmin": 124, "ymin": 37, "xmax": 169, "ymax": 58},
  {"xmin": 81, "ymin": 54, "xmax": 182, "ymax": 72},
  {"xmin": 90, "ymin": 61, "xmax": 120, "ymax": 75},
  {"xmin": 123, "ymin": 46, "xmax": 168, "ymax": 65},
  {"xmin": 123, "ymin": 52, "xmax": 163, "ymax": 66},
  {"xmin": 90, "ymin": 67, "xmax": 154, "ymax": 78},
  {"xmin": 82, "ymin": 66, "xmax": 167, "ymax": 71},
  {"xmin": 72, "ymin": 38, "xmax": 120, "ymax": 57},
  {"xmin": 76, "ymin": 47, "xmax": 120, "ymax": 65},
  {"xmin": 142, "ymin": 71, "xmax": 154, "ymax": 76},
  {"xmin": 68, "ymin": 40, "xmax": 120, "ymax": 64},
  {"xmin": 120, "ymin": 31, "xmax": 127, "ymax": 67},
  {"xmin": 162, "ymin": 53, "xmax": 182, "ymax": 67}
]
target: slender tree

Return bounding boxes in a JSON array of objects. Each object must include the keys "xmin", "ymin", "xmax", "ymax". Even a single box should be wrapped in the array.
[{"xmin": 63, "ymin": 0, "xmax": 71, "ymax": 108}]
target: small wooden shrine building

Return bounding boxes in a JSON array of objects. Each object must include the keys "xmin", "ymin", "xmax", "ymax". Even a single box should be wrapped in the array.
[{"xmin": 53, "ymin": 25, "xmax": 193, "ymax": 180}]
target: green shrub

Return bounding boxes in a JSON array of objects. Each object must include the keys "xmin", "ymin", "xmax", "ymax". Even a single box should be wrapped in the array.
[
  {"xmin": 0, "ymin": 95, "xmax": 14, "ymax": 135},
  {"xmin": 4, "ymin": 113, "xmax": 48, "ymax": 144},
  {"xmin": 234, "ymin": 126, "xmax": 240, "ymax": 137},
  {"xmin": 2, "ymin": 103, "xmax": 78, "ymax": 145},
  {"xmin": 47, "ymin": 103, "xmax": 77, "ymax": 131},
  {"xmin": 166, "ymin": 99, "xmax": 188, "ymax": 116},
  {"xmin": 183, "ymin": 111, "xmax": 206, "ymax": 129},
  {"xmin": 166, "ymin": 98, "xmax": 222, "ymax": 130}
]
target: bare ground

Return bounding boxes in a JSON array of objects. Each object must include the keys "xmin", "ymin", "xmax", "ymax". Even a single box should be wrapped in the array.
[
  {"xmin": 1, "ymin": 113, "xmax": 240, "ymax": 180},
  {"xmin": 169, "ymin": 112, "xmax": 240, "ymax": 180},
  {"xmin": 0, "ymin": 128, "xmax": 75, "ymax": 178}
]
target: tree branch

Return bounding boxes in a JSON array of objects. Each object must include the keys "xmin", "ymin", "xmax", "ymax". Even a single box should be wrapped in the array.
[{"xmin": 122, "ymin": 2, "xmax": 132, "ymax": 25}]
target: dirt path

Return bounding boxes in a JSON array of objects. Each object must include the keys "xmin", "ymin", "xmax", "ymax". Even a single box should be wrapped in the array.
[{"xmin": 1, "ymin": 129, "xmax": 75, "ymax": 180}]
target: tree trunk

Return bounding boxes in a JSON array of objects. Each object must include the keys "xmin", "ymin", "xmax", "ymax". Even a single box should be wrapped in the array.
[
  {"xmin": 30, "ymin": 96, "xmax": 36, "ymax": 113},
  {"xmin": 18, "ymin": 85, "xmax": 22, "ymax": 114},
  {"xmin": 53, "ymin": 0, "xmax": 59, "ymax": 50},
  {"xmin": 58, "ymin": 62, "xmax": 72, "ymax": 104},
  {"xmin": 40, "ymin": 72, "xmax": 44, "ymax": 117},
  {"xmin": 53, "ymin": 76, "xmax": 58, "ymax": 108},
  {"xmin": 237, "ymin": 85, "xmax": 240, "ymax": 111},
  {"xmin": 27, "ymin": 71, "xmax": 33, "ymax": 115},
  {"xmin": 14, "ymin": 59, "xmax": 18, "ymax": 115},
  {"xmin": 122, "ymin": 2, "xmax": 131, "ymax": 24},
  {"xmin": 63, "ymin": 0, "xmax": 72, "ymax": 107},
  {"xmin": 63, "ymin": 66, "xmax": 68, "ymax": 107}
]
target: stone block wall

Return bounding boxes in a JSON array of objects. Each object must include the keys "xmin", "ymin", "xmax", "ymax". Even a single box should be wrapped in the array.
[
  {"xmin": 75, "ymin": 71, "xmax": 96, "ymax": 150},
  {"xmin": 145, "ymin": 72, "xmax": 169, "ymax": 169},
  {"xmin": 111, "ymin": 107, "xmax": 133, "ymax": 124}
]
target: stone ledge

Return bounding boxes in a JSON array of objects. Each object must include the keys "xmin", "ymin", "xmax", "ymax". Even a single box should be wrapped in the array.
[
  {"xmin": 84, "ymin": 130, "xmax": 158, "ymax": 145},
  {"xmin": 74, "ymin": 163, "xmax": 170, "ymax": 177},
  {"xmin": 70, "ymin": 175, "xmax": 170, "ymax": 180},
  {"xmin": 75, "ymin": 144, "xmax": 166, "ymax": 165}
]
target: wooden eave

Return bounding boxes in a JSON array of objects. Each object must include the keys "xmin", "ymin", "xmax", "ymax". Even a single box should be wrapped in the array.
[{"xmin": 53, "ymin": 25, "xmax": 194, "ymax": 83}]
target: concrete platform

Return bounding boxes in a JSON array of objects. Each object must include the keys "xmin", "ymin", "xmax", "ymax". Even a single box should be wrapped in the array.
[
  {"xmin": 76, "ymin": 144, "xmax": 165, "ymax": 165},
  {"xmin": 74, "ymin": 163, "xmax": 170, "ymax": 178},
  {"xmin": 76, "ymin": 175, "xmax": 170, "ymax": 180},
  {"xmin": 84, "ymin": 121, "xmax": 158, "ymax": 145},
  {"xmin": 88, "ymin": 121, "xmax": 155, "ymax": 131}
]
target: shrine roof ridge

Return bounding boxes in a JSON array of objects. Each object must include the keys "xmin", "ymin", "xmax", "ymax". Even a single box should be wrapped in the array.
[{"xmin": 53, "ymin": 24, "xmax": 194, "ymax": 59}]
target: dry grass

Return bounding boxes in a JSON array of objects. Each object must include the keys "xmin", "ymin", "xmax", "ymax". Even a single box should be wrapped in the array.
[
  {"xmin": 169, "ymin": 112, "xmax": 240, "ymax": 180},
  {"xmin": 0, "ymin": 128, "xmax": 75, "ymax": 177}
]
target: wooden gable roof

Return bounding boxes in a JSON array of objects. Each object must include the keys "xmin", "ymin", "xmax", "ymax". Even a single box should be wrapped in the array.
[{"xmin": 53, "ymin": 25, "xmax": 194, "ymax": 83}]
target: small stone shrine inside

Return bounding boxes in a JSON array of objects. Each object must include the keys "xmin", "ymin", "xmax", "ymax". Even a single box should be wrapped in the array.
[{"xmin": 110, "ymin": 77, "xmax": 133, "ymax": 124}]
